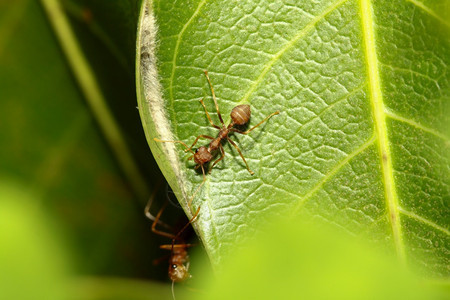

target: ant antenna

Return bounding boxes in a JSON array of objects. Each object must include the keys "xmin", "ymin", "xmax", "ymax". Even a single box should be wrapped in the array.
[{"xmin": 171, "ymin": 280, "xmax": 176, "ymax": 300}]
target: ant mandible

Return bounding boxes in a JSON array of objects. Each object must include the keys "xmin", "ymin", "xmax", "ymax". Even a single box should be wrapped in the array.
[{"xmin": 155, "ymin": 71, "xmax": 280, "ymax": 204}]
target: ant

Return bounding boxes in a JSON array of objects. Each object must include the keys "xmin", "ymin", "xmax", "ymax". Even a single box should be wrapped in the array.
[
  {"xmin": 145, "ymin": 186, "xmax": 201, "ymax": 298},
  {"xmin": 155, "ymin": 71, "xmax": 280, "ymax": 204}
]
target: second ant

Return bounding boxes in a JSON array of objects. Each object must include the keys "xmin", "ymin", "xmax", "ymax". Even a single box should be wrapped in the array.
[
  {"xmin": 155, "ymin": 71, "xmax": 280, "ymax": 204},
  {"xmin": 145, "ymin": 184, "xmax": 201, "ymax": 299}
]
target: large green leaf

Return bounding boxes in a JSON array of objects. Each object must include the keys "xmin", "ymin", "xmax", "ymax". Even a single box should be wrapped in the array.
[{"xmin": 137, "ymin": 0, "xmax": 449, "ymax": 277}]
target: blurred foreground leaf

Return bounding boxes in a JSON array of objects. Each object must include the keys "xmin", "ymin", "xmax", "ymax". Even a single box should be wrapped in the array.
[
  {"xmin": 0, "ymin": 182, "xmax": 70, "ymax": 300},
  {"xmin": 197, "ymin": 217, "xmax": 446, "ymax": 300}
]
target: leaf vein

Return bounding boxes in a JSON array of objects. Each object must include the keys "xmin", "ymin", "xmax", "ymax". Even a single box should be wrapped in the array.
[
  {"xmin": 359, "ymin": 0, "xmax": 406, "ymax": 262},
  {"xmin": 238, "ymin": 0, "xmax": 350, "ymax": 106},
  {"xmin": 169, "ymin": 0, "xmax": 208, "ymax": 132},
  {"xmin": 292, "ymin": 135, "xmax": 376, "ymax": 215},
  {"xmin": 380, "ymin": 62, "xmax": 446, "ymax": 86},
  {"xmin": 399, "ymin": 208, "xmax": 449, "ymax": 235},
  {"xmin": 291, "ymin": 83, "xmax": 367, "ymax": 138},
  {"xmin": 406, "ymin": 0, "xmax": 450, "ymax": 28},
  {"xmin": 385, "ymin": 110, "xmax": 449, "ymax": 141}
]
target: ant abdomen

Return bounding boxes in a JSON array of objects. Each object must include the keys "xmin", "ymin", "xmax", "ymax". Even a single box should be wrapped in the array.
[{"xmin": 230, "ymin": 104, "xmax": 251, "ymax": 125}]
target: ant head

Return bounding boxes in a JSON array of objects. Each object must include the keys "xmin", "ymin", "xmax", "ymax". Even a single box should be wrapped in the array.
[
  {"xmin": 230, "ymin": 104, "xmax": 251, "ymax": 125},
  {"xmin": 169, "ymin": 263, "xmax": 190, "ymax": 282},
  {"xmin": 194, "ymin": 146, "xmax": 213, "ymax": 165}
]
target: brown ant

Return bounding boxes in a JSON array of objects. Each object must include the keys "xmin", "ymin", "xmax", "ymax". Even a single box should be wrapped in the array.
[
  {"xmin": 145, "ymin": 188, "xmax": 201, "ymax": 298},
  {"xmin": 155, "ymin": 71, "xmax": 279, "ymax": 204}
]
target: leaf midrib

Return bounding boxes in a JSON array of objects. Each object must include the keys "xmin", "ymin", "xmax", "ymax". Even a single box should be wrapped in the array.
[{"xmin": 359, "ymin": 0, "xmax": 405, "ymax": 262}]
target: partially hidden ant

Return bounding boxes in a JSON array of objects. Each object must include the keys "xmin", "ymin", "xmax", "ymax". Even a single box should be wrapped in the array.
[
  {"xmin": 155, "ymin": 71, "xmax": 279, "ymax": 204},
  {"xmin": 145, "ymin": 189, "xmax": 201, "ymax": 299}
]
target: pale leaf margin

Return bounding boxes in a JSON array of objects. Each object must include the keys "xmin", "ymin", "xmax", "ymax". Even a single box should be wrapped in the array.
[{"xmin": 136, "ymin": 0, "xmax": 197, "ymax": 220}]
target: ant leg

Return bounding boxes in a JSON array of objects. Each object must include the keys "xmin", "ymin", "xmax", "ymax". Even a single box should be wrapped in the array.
[
  {"xmin": 144, "ymin": 178, "xmax": 171, "ymax": 230},
  {"xmin": 154, "ymin": 138, "xmax": 196, "ymax": 155},
  {"xmin": 209, "ymin": 144, "xmax": 225, "ymax": 173},
  {"xmin": 172, "ymin": 206, "xmax": 201, "ymax": 245},
  {"xmin": 226, "ymin": 137, "xmax": 255, "ymax": 175},
  {"xmin": 169, "ymin": 206, "xmax": 201, "ymax": 271},
  {"xmin": 231, "ymin": 111, "xmax": 280, "ymax": 135},
  {"xmin": 153, "ymin": 253, "xmax": 171, "ymax": 265},
  {"xmin": 188, "ymin": 164, "xmax": 207, "ymax": 207},
  {"xmin": 160, "ymin": 243, "xmax": 196, "ymax": 250},
  {"xmin": 199, "ymin": 98, "xmax": 221, "ymax": 129},
  {"xmin": 151, "ymin": 200, "xmax": 176, "ymax": 239},
  {"xmin": 204, "ymin": 70, "xmax": 225, "ymax": 126},
  {"xmin": 186, "ymin": 135, "xmax": 214, "ymax": 152}
]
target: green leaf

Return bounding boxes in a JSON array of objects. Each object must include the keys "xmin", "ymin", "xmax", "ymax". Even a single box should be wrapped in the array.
[
  {"xmin": 198, "ymin": 217, "xmax": 445, "ymax": 300},
  {"xmin": 0, "ymin": 182, "xmax": 176, "ymax": 300},
  {"xmin": 0, "ymin": 0, "xmax": 169, "ymax": 281},
  {"xmin": 137, "ymin": 0, "xmax": 450, "ymax": 277},
  {"xmin": 0, "ymin": 182, "xmax": 70, "ymax": 300}
]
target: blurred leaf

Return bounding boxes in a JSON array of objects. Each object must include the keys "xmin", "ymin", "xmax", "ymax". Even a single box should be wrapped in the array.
[
  {"xmin": 0, "ymin": 181, "xmax": 70, "ymax": 300},
  {"xmin": 137, "ymin": 0, "xmax": 450, "ymax": 277},
  {"xmin": 197, "ymin": 216, "xmax": 445, "ymax": 300},
  {"xmin": 70, "ymin": 277, "xmax": 174, "ymax": 300},
  {"xmin": 0, "ymin": 182, "xmax": 175, "ymax": 300},
  {"xmin": 0, "ymin": 0, "xmax": 171, "ymax": 281}
]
